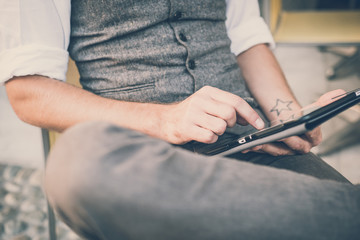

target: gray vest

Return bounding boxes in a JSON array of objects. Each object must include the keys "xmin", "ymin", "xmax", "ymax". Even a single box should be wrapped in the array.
[{"xmin": 69, "ymin": 0, "xmax": 256, "ymax": 106}]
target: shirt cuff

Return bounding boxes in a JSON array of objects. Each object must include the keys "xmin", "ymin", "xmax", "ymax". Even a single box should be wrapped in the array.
[
  {"xmin": 0, "ymin": 44, "xmax": 69, "ymax": 84},
  {"xmin": 227, "ymin": 18, "xmax": 276, "ymax": 56}
]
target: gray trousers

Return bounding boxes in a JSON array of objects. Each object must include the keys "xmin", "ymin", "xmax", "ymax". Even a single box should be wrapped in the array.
[{"xmin": 44, "ymin": 121, "xmax": 360, "ymax": 240}]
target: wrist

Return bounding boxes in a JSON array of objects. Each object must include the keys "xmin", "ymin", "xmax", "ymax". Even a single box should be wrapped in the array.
[
  {"xmin": 264, "ymin": 98, "xmax": 303, "ymax": 125},
  {"xmin": 157, "ymin": 103, "xmax": 184, "ymax": 144}
]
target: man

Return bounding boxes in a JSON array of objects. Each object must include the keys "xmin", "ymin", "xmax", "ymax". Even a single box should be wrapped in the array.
[{"xmin": 1, "ymin": 0, "xmax": 359, "ymax": 239}]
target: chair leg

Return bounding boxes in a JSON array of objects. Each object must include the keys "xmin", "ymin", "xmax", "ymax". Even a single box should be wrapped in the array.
[
  {"xmin": 41, "ymin": 128, "xmax": 57, "ymax": 240},
  {"xmin": 325, "ymin": 48, "xmax": 360, "ymax": 80},
  {"xmin": 47, "ymin": 200, "xmax": 58, "ymax": 240}
]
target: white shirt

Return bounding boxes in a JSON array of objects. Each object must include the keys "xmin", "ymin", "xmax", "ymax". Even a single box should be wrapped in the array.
[{"xmin": 0, "ymin": 0, "xmax": 274, "ymax": 84}]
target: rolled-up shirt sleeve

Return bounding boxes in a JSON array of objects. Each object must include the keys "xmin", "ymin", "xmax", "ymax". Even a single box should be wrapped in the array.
[
  {"xmin": 0, "ymin": 0, "xmax": 71, "ymax": 84},
  {"xmin": 225, "ymin": 0, "xmax": 275, "ymax": 56}
]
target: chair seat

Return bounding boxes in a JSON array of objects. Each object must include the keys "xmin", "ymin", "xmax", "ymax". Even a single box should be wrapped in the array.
[{"xmin": 274, "ymin": 11, "xmax": 360, "ymax": 45}]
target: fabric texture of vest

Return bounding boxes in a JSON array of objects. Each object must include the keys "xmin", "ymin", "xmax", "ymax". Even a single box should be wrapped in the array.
[{"xmin": 69, "ymin": 0, "xmax": 256, "ymax": 106}]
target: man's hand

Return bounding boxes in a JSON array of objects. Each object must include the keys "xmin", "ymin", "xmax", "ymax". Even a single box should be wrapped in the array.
[
  {"xmin": 242, "ymin": 89, "xmax": 346, "ymax": 156},
  {"xmin": 161, "ymin": 86, "xmax": 265, "ymax": 144}
]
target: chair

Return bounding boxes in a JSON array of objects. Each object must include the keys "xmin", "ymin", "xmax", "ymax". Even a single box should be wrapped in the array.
[
  {"xmin": 261, "ymin": 0, "xmax": 360, "ymax": 79},
  {"xmin": 42, "ymin": 58, "xmax": 80, "ymax": 240}
]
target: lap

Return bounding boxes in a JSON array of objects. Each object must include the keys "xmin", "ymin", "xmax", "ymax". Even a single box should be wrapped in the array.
[{"xmin": 227, "ymin": 151, "xmax": 350, "ymax": 183}]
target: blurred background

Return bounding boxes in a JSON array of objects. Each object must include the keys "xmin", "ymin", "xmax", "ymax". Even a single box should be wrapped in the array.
[{"xmin": 1, "ymin": 0, "xmax": 359, "ymax": 239}]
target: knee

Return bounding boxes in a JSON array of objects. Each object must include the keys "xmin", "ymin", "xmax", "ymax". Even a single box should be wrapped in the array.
[
  {"xmin": 44, "ymin": 151, "xmax": 101, "ymax": 239},
  {"xmin": 43, "ymin": 122, "xmax": 119, "ymax": 219},
  {"xmin": 44, "ymin": 140, "xmax": 95, "ymax": 216},
  {"xmin": 43, "ymin": 120, "xmax": 169, "ymax": 211}
]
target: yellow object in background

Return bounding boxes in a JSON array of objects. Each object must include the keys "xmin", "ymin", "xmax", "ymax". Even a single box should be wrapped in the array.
[{"xmin": 268, "ymin": 0, "xmax": 360, "ymax": 46}]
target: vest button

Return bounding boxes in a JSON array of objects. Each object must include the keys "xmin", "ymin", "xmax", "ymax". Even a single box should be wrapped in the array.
[
  {"xmin": 173, "ymin": 11, "xmax": 182, "ymax": 20},
  {"xmin": 179, "ymin": 33, "xmax": 187, "ymax": 42},
  {"xmin": 188, "ymin": 60, "xmax": 196, "ymax": 70}
]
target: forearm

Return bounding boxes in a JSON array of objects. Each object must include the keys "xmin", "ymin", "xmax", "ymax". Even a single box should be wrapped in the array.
[
  {"xmin": 237, "ymin": 44, "xmax": 301, "ymax": 123},
  {"xmin": 5, "ymin": 75, "xmax": 265, "ymax": 145},
  {"xmin": 236, "ymin": 44, "xmax": 326, "ymax": 155},
  {"xmin": 5, "ymin": 75, "xmax": 166, "ymax": 137}
]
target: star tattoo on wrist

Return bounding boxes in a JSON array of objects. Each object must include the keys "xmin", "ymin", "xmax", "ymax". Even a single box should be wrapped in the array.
[{"xmin": 270, "ymin": 99, "xmax": 293, "ymax": 116}]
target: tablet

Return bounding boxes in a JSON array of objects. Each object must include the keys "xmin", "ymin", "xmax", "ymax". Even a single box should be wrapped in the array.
[{"xmin": 191, "ymin": 88, "xmax": 360, "ymax": 156}]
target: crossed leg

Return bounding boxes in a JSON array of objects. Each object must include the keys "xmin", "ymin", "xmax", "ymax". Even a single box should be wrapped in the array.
[{"xmin": 44, "ymin": 121, "xmax": 360, "ymax": 240}]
